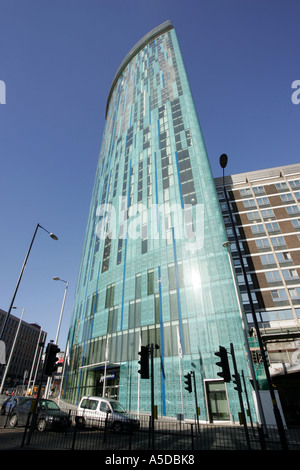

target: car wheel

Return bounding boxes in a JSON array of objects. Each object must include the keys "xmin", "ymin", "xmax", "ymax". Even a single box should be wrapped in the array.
[
  {"xmin": 113, "ymin": 421, "xmax": 123, "ymax": 433},
  {"xmin": 37, "ymin": 419, "xmax": 47, "ymax": 432},
  {"xmin": 9, "ymin": 414, "xmax": 18, "ymax": 428}
]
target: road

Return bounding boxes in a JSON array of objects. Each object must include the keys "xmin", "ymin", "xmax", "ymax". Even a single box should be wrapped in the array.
[{"xmin": 0, "ymin": 418, "xmax": 25, "ymax": 450}]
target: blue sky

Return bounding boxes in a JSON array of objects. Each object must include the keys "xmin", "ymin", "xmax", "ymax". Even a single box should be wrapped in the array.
[{"xmin": 0, "ymin": 0, "xmax": 299, "ymax": 351}]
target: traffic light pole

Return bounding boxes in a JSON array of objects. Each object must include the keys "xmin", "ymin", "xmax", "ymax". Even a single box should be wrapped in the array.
[
  {"xmin": 138, "ymin": 343, "xmax": 158, "ymax": 450},
  {"xmin": 241, "ymin": 370, "xmax": 254, "ymax": 430},
  {"xmin": 150, "ymin": 344, "xmax": 155, "ymax": 450},
  {"xmin": 191, "ymin": 371, "xmax": 200, "ymax": 432},
  {"xmin": 25, "ymin": 341, "xmax": 61, "ymax": 445},
  {"xmin": 231, "ymin": 343, "xmax": 251, "ymax": 450}
]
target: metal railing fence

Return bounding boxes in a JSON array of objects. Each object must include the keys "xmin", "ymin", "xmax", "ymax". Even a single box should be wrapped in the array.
[{"xmin": 4, "ymin": 410, "xmax": 298, "ymax": 451}]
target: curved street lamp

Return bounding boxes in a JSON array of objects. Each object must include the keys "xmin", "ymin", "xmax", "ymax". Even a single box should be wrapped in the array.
[{"xmin": 0, "ymin": 224, "xmax": 58, "ymax": 341}]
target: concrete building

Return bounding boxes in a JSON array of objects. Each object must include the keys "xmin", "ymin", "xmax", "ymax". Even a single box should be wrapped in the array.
[
  {"xmin": 215, "ymin": 163, "xmax": 300, "ymax": 424},
  {"xmin": 0, "ymin": 308, "xmax": 46, "ymax": 390}
]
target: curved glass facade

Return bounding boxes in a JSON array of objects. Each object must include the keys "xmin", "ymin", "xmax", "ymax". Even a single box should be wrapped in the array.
[{"xmin": 63, "ymin": 21, "xmax": 256, "ymax": 422}]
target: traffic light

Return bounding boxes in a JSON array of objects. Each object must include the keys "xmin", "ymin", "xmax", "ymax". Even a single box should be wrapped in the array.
[
  {"xmin": 44, "ymin": 342, "xmax": 60, "ymax": 377},
  {"xmin": 138, "ymin": 346, "xmax": 149, "ymax": 379},
  {"xmin": 232, "ymin": 373, "xmax": 241, "ymax": 392},
  {"xmin": 215, "ymin": 346, "xmax": 231, "ymax": 382},
  {"xmin": 184, "ymin": 372, "xmax": 192, "ymax": 393}
]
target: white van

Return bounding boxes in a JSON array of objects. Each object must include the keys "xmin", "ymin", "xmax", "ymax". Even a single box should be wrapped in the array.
[{"xmin": 76, "ymin": 396, "xmax": 140, "ymax": 432}]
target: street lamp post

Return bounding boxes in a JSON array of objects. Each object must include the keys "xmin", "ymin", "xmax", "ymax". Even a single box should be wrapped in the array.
[
  {"xmin": 0, "ymin": 223, "xmax": 58, "ymax": 341},
  {"xmin": 26, "ymin": 328, "xmax": 44, "ymax": 396},
  {"xmin": 219, "ymin": 154, "xmax": 288, "ymax": 450},
  {"xmin": 45, "ymin": 277, "xmax": 68, "ymax": 398},
  {"xmin": 223, "ymin": 240, "xmax": 267, "ymax": 434},
  {"xmin": 52, "ymin": 277, "xmax": 68, "ymax": 344}
]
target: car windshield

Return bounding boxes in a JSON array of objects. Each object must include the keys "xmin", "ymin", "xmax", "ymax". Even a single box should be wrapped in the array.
[
  {"xmin": 38, "ymin": 400, "xmax": 60, "ymax": 411},
  {"xmin": 110, "ymin": 402, "xmax": 125, "ymax": 413}
]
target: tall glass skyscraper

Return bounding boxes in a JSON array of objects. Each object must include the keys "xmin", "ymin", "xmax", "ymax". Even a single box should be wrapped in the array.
[{"xmin": 63, "ymin": 21, "xmax": 256, "ymax": 423}]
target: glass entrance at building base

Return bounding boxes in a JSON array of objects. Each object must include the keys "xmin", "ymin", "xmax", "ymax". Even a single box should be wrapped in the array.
[
  {"xmin": 95, "ymin": 367, "xmax": 120, "ymax": 400},
  {"xmin": 206, "ymin": 381, "xmax": 230, "ymax": 422}
]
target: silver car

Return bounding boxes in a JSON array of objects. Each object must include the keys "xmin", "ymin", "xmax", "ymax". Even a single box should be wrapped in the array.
[{"xmin": 76, "ymin": 396, "xmax": 140, "ymax": 432}]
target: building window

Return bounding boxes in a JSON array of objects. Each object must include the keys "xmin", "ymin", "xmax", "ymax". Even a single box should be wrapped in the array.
[
  {"xmin": 108, "ymin": 306, "xmax": 118, "ymax": 333},
  {"xmin": 271, "ymin": 236, "xmax": 286, "ymax": 248},
  {"xmin": 102, "ymin": 235, "xmax": 112, "ymax": 272},
  {"xmin": 168, "ymin": 262, "xmax": 184, "ymax": 290},
  {"xmin": 240, "ymin": 188, "xmax": 252, "ymax": 197},
  {"xmin": 286, "ymin": 205, "xmax": 300, "ymax": 216},
  {"xmin": 241, "ymin": 292, "xmax": 257, "ymax": 304},
  {"xmin": 280, "ymin": 193, "xmax": 294, "ymax": 203},
  {"xmin": 91, "ymin": 291, "xmax": 99, "ymax": 314},
  {"xmin": 260, "ymin": 253, "xmax": 276, "ymax": 265},
  {"xmin": 276, "ymin": 182, "xmax": 288, "ymax": 191},
  {"xmin": 265, "ymin": 271, "xmax": 281, "ymax": 283},
  {"xmin": 292, "ymin": 219, "xmax": 300, "ymax": 230},
  {"xmin": 261, "ymin": 209, "xmax": 275, "ymax": 220},
  {"xmin": 135, "ymin": 273, "xmax": 141, "ymax": 299},
  {"xmin": 253, "ymin": 186, "xmax": 265, "ymax": 195},
  {"xmin": 251, "ymin": 224, "xmax": 265, "ymax": 235},
  {"xmin": 142, "ymin": 239, "xmax": 148, "ymax": 254},
  {"xmin": 255, "ymin": 238, "xmax": 270, "ymax": 250},
  {"xmin": 282, "ymin": 269, "xmax": 299, "ymax": 280},
  {"xmin": 128, "ymin": 300, "xmax": 141, "ymax": 329},
  {"xmin": 105, "ymin": 284, "xmax": 115, "ymax": 309},
  {"xmin": 256, "ymin": 197, "xmax": 270, "ymax": 207},
  {"xmin": 277, "ymin": 252, "xmax": 292, "ymax": 264},
  {"xmin": 243, "ymin": 199, "xmax": 256, "ymax": 209},
  {"xmin": 289, "ymin": 287, "xmax": 300, "ymax": 299},
  {"xmin": 261, "ymin": 309, "xmax": 294, "ymax": 322},
  {"xmin": 271, "ymin": 289, "xmax": 288, "ymax": 301},
  {"xmin": 247, "ymin": 211, "xmax": 261, "ymax": 222},
  {"xmin": 169, "ymin": 290, "xmax": 179, "ymax": 320},
  {"xmin": 154, "ymin": 294, "xmax": 160, "ymax": 324},
  {"xmin": 265, "ymin": 222, "xmax": 280, "ymax": 233},
  {"xmin": 117, "ymin": 238, "xmax": 123, "ymax": 265},
  {"xmin": 147, "ymin": 269, "xmax": 154, "ymax": 295},
  {"xmin": 289, "ymin": 179, "xmax": 300, "ymax": 189}
]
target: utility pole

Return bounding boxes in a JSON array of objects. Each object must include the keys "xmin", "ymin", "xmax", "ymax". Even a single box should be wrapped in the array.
[{"xmin": 231, "ymin": 343, "xmax": 251, "ymax": 450}]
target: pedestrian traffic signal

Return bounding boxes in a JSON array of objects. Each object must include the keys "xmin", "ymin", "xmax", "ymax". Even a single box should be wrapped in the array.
[
  {"xmin": 184, "ymin": 372, "xmax": 192, "ymax": 393},
  {"xmin": 215, "ymin": 346, "xmax": 231, "ymax": 382},
  {"xmin": 44, "ymin": 342, "xmax": 60, "ymax": 377},
  {"xmin": 138, "ymin": 346, "xmax": 149, "ymax": 379}
]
